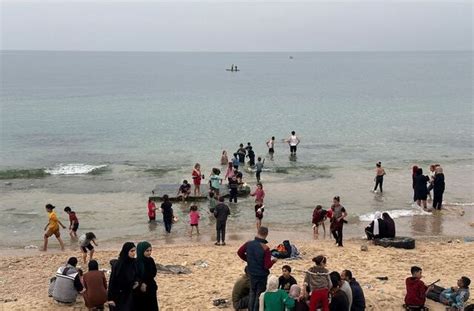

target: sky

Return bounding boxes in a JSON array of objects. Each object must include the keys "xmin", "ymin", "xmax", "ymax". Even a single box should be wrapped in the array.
[{"xmin": 0, "ymin": 1, "xmax": 472, "ymax": 52}]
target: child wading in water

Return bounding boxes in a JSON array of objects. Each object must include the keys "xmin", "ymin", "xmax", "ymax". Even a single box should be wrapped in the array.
[
  {"xmin": 79, "ymin": 232, "xmax": 98, "ymax": 264},
  {"xmin": 255, "ymin": 203, "xmax": 264, "ymax": 230},
  {"xmin": 255, "ymin": 157, "xmax": 265, "ymax": 183},
  {"xmin": 42, "ymin": 204, "xmax": 66, "ymax": 251},
  {"xmin": 189, "ymin": 205, "xmax": 200, "ymax": 236},
  {"xmin": 312, "ymin": 205, "xmax": 328, "ymax": 237},
  {"xmin": 192, "ymin": 163, "xmax": 203, "ymax": 197},
  {"xmin": 64, "ymin": 206, "xmax": 79, "ymax": 239},
  {"xmin": 251, "ymin": 182, "xmax": 265, "ymax": 204},
  {"xmin": 147, "ymin": 198, "xmax": 157, "ymax": 222}
]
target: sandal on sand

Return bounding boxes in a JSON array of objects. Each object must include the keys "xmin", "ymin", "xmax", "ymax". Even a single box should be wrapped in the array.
[{"xmin": 213, "ymin": 299, "xmax": 227, "ymax": 306}]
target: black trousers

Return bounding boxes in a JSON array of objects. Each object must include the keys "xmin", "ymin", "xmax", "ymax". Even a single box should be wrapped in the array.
[
  {"xmin": 216, "ymin": 221, "xmax": 227, "ymax": 242},
  {"xmin": 432, "ymin": 190, "xmax": 444, "ymax": 209},
  {"xmin": 331, "ymin": 223, "xmax": 344, "ymax": 246},
  {"xmin": 374, "ymin": 175, "xmax": 384, "ymax": 192},
  {"xmin": 229, "ymin": 188, "xmax": 238, "ymax": 203}
]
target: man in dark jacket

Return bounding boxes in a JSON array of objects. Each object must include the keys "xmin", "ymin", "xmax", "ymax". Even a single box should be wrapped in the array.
[
  {"xmin": 237, "ymin": 226, "xmax": 277, "ymax": 311},
  {"xmin": 214, "ymin": 196, "xmax": 230, "ymax": 245},
  {"xmin": 342, "ymin": 270, "xmax": 366, "ymax": 311}
]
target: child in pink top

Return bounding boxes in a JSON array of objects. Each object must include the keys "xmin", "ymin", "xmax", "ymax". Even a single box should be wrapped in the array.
[
  {"xmin": 189, "ymin": 205, "xmax": 200, "ymax": 236},
  {"xmin": 251, "ymin": 183, "xmax": 265, "ymax": 204}
]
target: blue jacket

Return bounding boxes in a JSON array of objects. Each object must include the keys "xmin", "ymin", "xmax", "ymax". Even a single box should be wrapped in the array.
[
  {"xmin": 349, "ymin": 278, "xmax": 366, "ymax": 311},
  {"xmin": 237, "ymin": 237, "xmax": 273, "ymax": 278}
]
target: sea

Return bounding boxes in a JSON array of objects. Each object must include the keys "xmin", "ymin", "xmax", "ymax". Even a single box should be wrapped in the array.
[{"xmin": 1, "ymin": 51, "xmax": 473, "ymax": 249}]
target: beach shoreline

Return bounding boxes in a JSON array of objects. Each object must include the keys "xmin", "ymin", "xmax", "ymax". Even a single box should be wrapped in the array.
[{"xmin": 1, "ymin": 235, "xmax": 473, "ymax": 310}]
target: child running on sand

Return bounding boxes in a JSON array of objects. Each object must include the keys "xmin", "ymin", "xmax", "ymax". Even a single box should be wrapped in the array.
[
  {"xmin": 189, "ymin": 205, "xmax": 200, "ymax": 236},
  {"xmin": 251, "ymin": 183, "xmax": 265, "ymax": 204},
  {"xmin": 42, "ymin": 204, "xmax": 66, "ymax": 251},
  {"xmin": 64, "ymin": 206, "xmax": 79, "ymax": 239},
  {"xmin": 79, "ymin": 232, "xmax": 98, "ymax": 264},
  {"xmin": 303, "ymin": 255, "xmax": 332, "ymax": 311},
  {"xmin": 312, "ymin": 205, "xmax": 328, "ymax": 237}
]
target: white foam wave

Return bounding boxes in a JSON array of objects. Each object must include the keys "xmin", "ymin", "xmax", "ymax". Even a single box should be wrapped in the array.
[
  {"xmin": 45, "ymin": 164, "xmax": 107, "ymax": 175},
  {"xmin": 444, "ymin": 202, "xmax": 474, "ymax": 206},
  {"xmin": 359, "ymin": 206, "xmax": 432, "ymax": 222}
]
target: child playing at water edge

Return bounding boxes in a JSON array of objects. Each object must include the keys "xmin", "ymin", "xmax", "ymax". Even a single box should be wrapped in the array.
[
  {"xmin": 312, "ymin": 205, "xmax": 328, "ymax": 237},
  {"xmin": 221, "ymin": 150, "xmax": 229, "ymax": 166},
  {"xmin": 42, "ymin": 204, "xmax": 66, "ymax": 251},
  {"xmin": 209, "ymin": 192, "xmax": 217, "ymax": 213},
  {"xmin": 64, "ymin": 206, "xmax": 79, "ymax": 239},
  {"xmin": 251, "ymin": 183, "xmax": 265, "ymax": 204},
  {"xmin": 189, "ymin": 205, "xmax": 200, "ymax": 236},
  {"xmin": 303, "ymin": 255, "xmax": 332, "ymax": 311},
  {"xmin": 177, "ymin": 180, "xmax": 191, "ymax": 201},
  {"xmin": 209, "ymin": 168, "xmax": 222, "ymax": 197},
  {"xmin": 79, "ymin": 232, "xmax": 98, "ymax": 264},
  {"xmin": 255, "ymin": 203, "xmax": 264, "ymax": 230},
  {"xmin": 147, "ymin": 198, "xmax": 157, "ymax": 222},
  {"xmin": 255, "ymin": 157, "xmax": 265, "ymax": 183}
]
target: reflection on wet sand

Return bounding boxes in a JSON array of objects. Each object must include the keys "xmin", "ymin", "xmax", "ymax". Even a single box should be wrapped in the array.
[{"xmin": 411, "ymin": 213, "xmax": 443, "ymax": 236}]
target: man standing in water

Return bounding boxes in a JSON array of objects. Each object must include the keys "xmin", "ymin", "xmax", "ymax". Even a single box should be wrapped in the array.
[
  {"xmin": 237, "ymin": 226, "xmax": 277, "ymax": 311},
  {"xmin": 287, "ymin": 131, "xmax": 300, "ymax": 155}
]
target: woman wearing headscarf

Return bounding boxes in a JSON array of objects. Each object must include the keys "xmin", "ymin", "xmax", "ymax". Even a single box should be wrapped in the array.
[
  {"xmin": 432, "ymin": 166, "xmax": 445, "ymax": 210},
  {"xmin": 381, "ymin": 212, "xmax": 396, "ymax": 238},
  {"xmin": 364, "ymin": 211, "xmax": 384, "ymax": 240},
  {"xmin": 135, "ymin": 241, "xmax": 159, "ymax": 311},
  {"xmin": 414, "ymin": 168, "xmax": 430, "ymax": 209},
  {"xmin": 259, "ymin": 275, "xmax": 295, "ymax": 311},
  {"xmin": 289, "ymin": 284, "xmax": 309, "ymax": 311},
  {"xmin": 411, "ymin": 165, "xmax": 419, "ymax": 202},
  {"xmin": 83, "ymin": 260, "xmax": 107, "ymax": 310},
  {"xmin": 108, "ymin": 242, "xmax": 138, "ymax": 311}
]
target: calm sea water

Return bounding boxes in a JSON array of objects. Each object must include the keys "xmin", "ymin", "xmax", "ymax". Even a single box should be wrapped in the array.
[{"xmin": 0, "ymin": 51, "xmax": 473, "ymax": 248}]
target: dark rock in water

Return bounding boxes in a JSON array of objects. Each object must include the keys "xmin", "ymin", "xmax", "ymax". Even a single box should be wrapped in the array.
[{"xmin": 156, "ymin": 263, "xmax": 191, "ymax": 274}]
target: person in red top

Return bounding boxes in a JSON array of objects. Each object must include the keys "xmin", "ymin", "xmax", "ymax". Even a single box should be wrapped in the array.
[
  {"xmin": 192, "ymin": 163, "xmax": 203, "ymax": 196},
  {"xmin": 405, "ymin": 266, "xmax": 434, "ymax": 308},
  {"xmin": 147, "ymin": 199, "xmax": 157, "ymax": 222},
  {"xmin": 64, "ymin": 206, "xmax": 79, "ymax": 239},
  {"xmin": 250, "ymin": 183, "xmax": 265, "ymax": 204}
]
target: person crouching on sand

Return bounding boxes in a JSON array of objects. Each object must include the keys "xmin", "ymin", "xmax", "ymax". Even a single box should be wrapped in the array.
[
  {"xmin": 312, "ymin": 205, "xmax": 328, "ymax": 237},
  {"xmin": 43, "ymin": 204, "xmax": 66, "ymax": 251}
]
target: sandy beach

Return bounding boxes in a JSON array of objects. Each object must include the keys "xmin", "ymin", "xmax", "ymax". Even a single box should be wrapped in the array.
[{"xmin": 0, "ymin": 237, "xmax": 472, "ymax": 311}]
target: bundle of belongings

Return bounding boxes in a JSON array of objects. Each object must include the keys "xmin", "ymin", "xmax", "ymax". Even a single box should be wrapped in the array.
[{"xmin": 270, "ymin": 240, "xmax": 301, "ymax": 259}]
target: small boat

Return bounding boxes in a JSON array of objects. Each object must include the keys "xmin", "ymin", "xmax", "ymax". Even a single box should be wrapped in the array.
[
  {"xmin": 149, "ymin": 183, "xmax": 251, "ymax": 202},
  {"xmin": 226, "ymin": 69, "xmax": 240, "ymax": 72}
]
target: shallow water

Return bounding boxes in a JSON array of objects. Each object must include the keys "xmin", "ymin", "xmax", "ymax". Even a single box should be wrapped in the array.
[{"xmin": 0, "ymin": 51, "xmax": 473, "ymax": 248}]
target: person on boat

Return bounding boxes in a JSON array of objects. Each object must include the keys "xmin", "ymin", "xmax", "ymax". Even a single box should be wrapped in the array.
[
  {"xmin": 177, "ymin": 180, "xmax": 191, "ymax": 201},
  {"xmin": 192, "ymin": 163, "xmax": 203, "ymax": 197},
  {"xmin": 231, "ymin": 64, "xmax": 235, "ymax": 71}
]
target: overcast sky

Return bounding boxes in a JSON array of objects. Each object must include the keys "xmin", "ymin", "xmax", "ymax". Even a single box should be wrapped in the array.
[{"xmin": 1, "ymin": 1, "xmax": 472, "ymax": 51}]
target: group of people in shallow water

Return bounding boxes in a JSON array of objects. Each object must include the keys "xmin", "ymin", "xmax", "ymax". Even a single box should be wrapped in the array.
[
  {"xmin": 49, "ymin": 241, "xmax": 159, "ymax": 311},
  {"xmin": 412, "ymin": 163, "xmax": 445, "ymax": 210}
]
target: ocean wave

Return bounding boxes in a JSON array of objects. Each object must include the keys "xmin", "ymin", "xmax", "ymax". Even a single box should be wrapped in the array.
[
  {"xmin": 144, "ymin": 167, "xmax": 179, "ymax": 176},
  {"xmin": 359, "ymin": 206, "xmax": 432, "ymax": 221},
  {"xmin": 0, "ymin": 168, "xmax": 49, "ymax": 179},
  {"xmin": 45, "ymin": 164, "xmax": 108, "ymax": 175}
]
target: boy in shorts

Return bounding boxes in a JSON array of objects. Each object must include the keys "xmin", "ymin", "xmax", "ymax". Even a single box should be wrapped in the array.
[
  {"xmin": 64, "ymin": 206, "xmax": 79, "ymax": 239},
  {"xmin": 79, "ymin": 232, "xmax": 98, "ymax": 264}
]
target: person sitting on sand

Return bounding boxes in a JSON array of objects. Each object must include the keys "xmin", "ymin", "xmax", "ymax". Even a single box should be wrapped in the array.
[
  {"xmin": 278, "ymin": 265, "xmax": 297, "ymax": 293},
  {"xmin": 302, "ymin": 255, "xmax": 331, "ymax": 311},
  {"xmin": 288, "ymin": 284, "xmax": 309, "ymax": 311},
  {"xmin": 232, "ymin": 268, "xmax": 250, "ymax": 311},
  {"xmin": 381, "ymin": 212, "xmax": 396, "ymax": 238},
  {"xmin": 64, "ymin": 206, "xmax": 79, "ymax": 239},
  {"xmin": 404, "ymin": 266, "xmax": 434, "ymax": 309},
  {"xmin": 312, "ymin": 205, "xmax": 328, "ymax": 237},
  {"xmin": 51, "ymin": 257, "xmax": 84, "ymax": 304},
  {"xmin": 82, "ymin": 260, "xmax": 107, "ymax": 311},
  {"xmin": 259, "ymin": 275, "xmax": 295, "ymax": 311},
  {"xmin": 43, "ymin": 204, "xmax": 66, "ymax": 251},
  {"xmin": 439, "ymin": 276, "xmax": 470, "ymax": 310},
  {"xmin": 365, "ymin": 211, "xmax": 384, "ymax": 240},
  {"xmin": 341, "ymin": 270, "xmax": 366, "ymax": 311},
  {"xmin": 329, "ymin": 272, "xmax": 349, "ymax": 311},
  {"xmin": 177, "ymin": 180, "xmax": 191, "ymax": 200}
]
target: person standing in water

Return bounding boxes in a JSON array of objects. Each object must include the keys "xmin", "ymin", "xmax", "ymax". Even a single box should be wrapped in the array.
[
  {"xmin": 266, "ymin": 137, "xmax": 275, "ymax": 154},
  {"xmin": 192, "ymin": 163, "xmax": 203, "ymax": 197},
  {"xmin": 373, "ymin": 162, "xmax": 386, "ymax": 193},
  {"xmin": 432, "ymin": 166, "xmax": 445, "ymax": 210},
  {"xmin": 287, "ymin": 131, "xmax": 300, "ymax": 155},
  {"xmin": 221, "ymin": 150, "xmax": 229, "ymax": 166},
  {"xmin": 42, "ymin": 204, "xmax": 66, "ymax": 251},
  {"xmin": 237, "ymin": 144, "xmax": 247, "ymax": 163}
]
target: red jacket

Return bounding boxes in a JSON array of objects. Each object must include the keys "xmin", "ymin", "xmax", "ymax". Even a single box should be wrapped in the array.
[{"xmin": 405, "ymin": 277, "xmax": 427, "ymax": 306}]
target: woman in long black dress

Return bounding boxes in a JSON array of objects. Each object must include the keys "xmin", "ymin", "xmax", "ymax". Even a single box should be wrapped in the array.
[
  {"xmin": 432, "ymin": 167, "xmax": 445, "ymax": 210},
  {"xmin": 135, "ymin": 241, "xmax": 159, "ymax": 311},
  {"xmin": 414, "ymin": 168, "xmax": 430, "ymax": 209},
  {"xmin": 108, "ymin": 242, "xmax": 138, "ymax": 311}
]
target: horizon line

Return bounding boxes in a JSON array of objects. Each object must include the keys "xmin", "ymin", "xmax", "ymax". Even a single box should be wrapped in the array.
[{"xmin": 1, "ymin": 49, "xmax": 472, "ymax": 53}]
